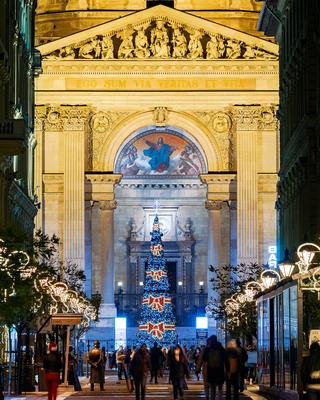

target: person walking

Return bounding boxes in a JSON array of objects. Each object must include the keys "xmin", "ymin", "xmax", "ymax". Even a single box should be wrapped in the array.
[
  {"xmin": 201, "ymin": 335, "xmax": 225, "ymax": 400},
  {"xmin": 150, "ymin": 342, "xmax": 163, "ymax": 384},
  {"xmin": 168, "ymin": 344, "xmax": 190, "ymax": 400},
  {"xmin": 236, "ymin": 339, "xmax": 248, "ymax": 392},
  {"xmin": 67, "ymin": 346, "xmax": 81, "ymax": 391},
  {"xmin": 225, "ymin": 340, "xmax": 240, "ymax": 400},
  {"xmin": 116, "ymin": 345, "xmax": 126, "ymax": 381},
  {"xmin": 193, "ymin": 347, "xmax": 201, "ymax": 381},
  {"xmin": 131, "ymin": 344, "xmax": 151, "ymax": 400},
  {"xmin": 88, "ymin": 340, "xmax": 105, "ymax": 391},
  {"xmin": 43, "ymin": 342, "xmax": 62, "ymax": 400}
]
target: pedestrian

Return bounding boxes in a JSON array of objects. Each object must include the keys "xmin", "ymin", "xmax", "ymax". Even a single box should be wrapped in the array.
[
  {"xmin": 116, "ymin": 345, "xmax": 126, "ymax": 381},
  {"xmin": 201, "ymin": 336, "xmax": 225, "ymax": 400},
  {"xmin": 43, "ymin": 342, "xmax": 62, "ymax": 400},
  {"xmin": 236, "ymin": 339, "xmax": 248, "ymax": 392},
  {"xmin": 88, "ymin": 340, "xmax": 105, "ymax": 391},
  {"xmin": 193, "ymin": 347, "xmax": 201, "ymax": 381},
  {"xmin": 150, "ymin": 342, "xmax": 163, "ymax": 384},
  {"xmin": 168, "ymin": 344, "xmax": 190, "ymax": 400},
  {"xmin": 225, "ymin": 339, "xmax": 240, "ymax": 400},
  {"xmin": 301, "ymin": 342, "xmax": 320, "ymax": 395},
  {"xmin": 131, "ymin": 343, "xmax": 151, "ymax": 400},
  {"xmin": 67, "ymin": 346, "xmax": 82, "ymax": 391}
]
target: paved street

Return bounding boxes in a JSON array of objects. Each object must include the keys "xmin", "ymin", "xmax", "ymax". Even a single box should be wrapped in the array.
[{"xmin": 5, "ymin": 376, "xmax": 269, "ymax": 400}]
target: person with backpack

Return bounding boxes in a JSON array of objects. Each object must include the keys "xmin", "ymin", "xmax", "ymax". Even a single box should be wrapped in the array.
[
  {"xmin": 131, "ymin": 344, "xmax": 151, "ymax": 400},
  {"xmin": 225, "ymin": 339, "xmax": 240, "ymax": 400},
  {"xmin": 168, "ymin": 345, "xmax": 190, "ymax": 400},
  {"xmin": 201, "ymin": 335, "xmax": 225, "ymax": 400}
]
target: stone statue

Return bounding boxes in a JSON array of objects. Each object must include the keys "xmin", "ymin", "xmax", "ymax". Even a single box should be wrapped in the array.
[
  {"xmin": 118, "ymin": 30, "xmax": 135, "ymax": 59},
  {"xmin": 59, "ymin": 46, "xmax": 75, "ymax": 59},
  {"xmin": 101, "ymin": 35, "xmax": 114, "ymax": 59},
  {"xmin": 88, "ymin": 340, "xmax": 105, "ymax": 391},
  {"xmin": 217, "ymin": 35, "xmax": 226, "ymax": 58},
  {"xmin": 78, "ymin": 38, "xmax": 99, "ymax": 59},
  {"xmin": 206, "ymin": 35, "xmax": 220, "ymax": 59},
  {"xmin": 187, "ymin": 30, "xmax": 203, "ymax": 59},
  {"xmin": 150, "ymin": 19, "xmax": 170, "ymax": 58},
  {"xmin": 153, "ymin": 106, "xmax": 168, "ymax": 126},
  {"xmin": 134, "ymin": 26, "xmax": 150, "ymax": 58},
  {"xmin": 172, "ymin": 26, "xmax": 187, "ymax": 58},
  {"xmin": 226, "ymin": 39, "xmax": 242, "ymax": 59}
]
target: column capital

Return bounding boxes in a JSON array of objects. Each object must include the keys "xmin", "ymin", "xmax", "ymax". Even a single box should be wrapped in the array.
[
  {"xmin": 232, "ymin": 105, "xmax": 278, "ymax": 131},
  {"xmin": 205, "ymin": 200, "xmax": 223, "ymax": 210},
  {"xmin": 99, "ymin": 200, "xmax": 117, "ymax": 211}
]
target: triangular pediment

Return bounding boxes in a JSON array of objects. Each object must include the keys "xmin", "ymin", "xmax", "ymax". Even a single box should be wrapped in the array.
[{"xmin": 37, "ymin": 5, "xmax": 278, "ymax": 61}]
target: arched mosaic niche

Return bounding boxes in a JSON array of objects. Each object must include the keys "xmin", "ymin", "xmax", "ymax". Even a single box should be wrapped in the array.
[{"xmin": 115, "ymin": 126, "xmax": 207, "ymax": 178}]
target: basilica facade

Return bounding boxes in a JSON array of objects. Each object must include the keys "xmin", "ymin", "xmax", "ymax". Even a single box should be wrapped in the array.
[{"xmin": 34, "ymin": 1, "xmax": 279, "ymax": 340}]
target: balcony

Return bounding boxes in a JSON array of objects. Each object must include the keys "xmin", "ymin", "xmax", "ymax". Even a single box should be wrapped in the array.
[
  {"xmin": 114, "ymin": 291, "xmax": 207, "ymax": 327},
  {"xmin": 0, "ymin": 119, "xmax": 28, "ymax": 155}
]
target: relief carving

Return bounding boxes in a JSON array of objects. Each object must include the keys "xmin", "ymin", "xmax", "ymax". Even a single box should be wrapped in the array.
[
  {"xmin": 205, "ymin": 200, "xmax": 223, "ymax": 210},
  {"xmin": 99, "ymin": 200, "xmax": 117, "ymax": 211},
  {"xmin": 153, "ymin": 107, "xmax": 168, "ymax": 126},
  {"xmin": 88, "ymin": 111, "xmax": 131, "ymax": 170},
  {"xmin": 193, "ymin": 111, "xmax": 234, "ymax": 171},
  {"xmin": 233, "ymin": 105, "xmax": 278, "ymax": 131},
  {"xmin": 44, "ymin": 18, "xmax": 278, "ymax": 61}
]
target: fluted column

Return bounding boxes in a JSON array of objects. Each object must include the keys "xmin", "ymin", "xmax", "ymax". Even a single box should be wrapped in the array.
[
  {"xmin": 34, "ymin": 106, "xmax": 46, "ymax": 230},
  {"xmin": 99, "ymin": 200, "xmax": 117, "ymax": 317},
  {"xmin": 63, "ymin": 106, "xmax": 90, "ymax": 270},
  {"xmin": 234, "ymin": 105, "xmax": 277, "ymax": 264}
]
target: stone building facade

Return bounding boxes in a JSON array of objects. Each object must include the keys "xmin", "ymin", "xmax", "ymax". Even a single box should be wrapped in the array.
[
  {"xmin": 258, "ymin": 0, "xmax": 320, "ymax": 257},
  {"xmin": 34, "ymin": 1, "xmax": 279, "ymax": 340},
  {"xmin": 0, "ymin": 0, "xmax": 39, "ymax": 236}
]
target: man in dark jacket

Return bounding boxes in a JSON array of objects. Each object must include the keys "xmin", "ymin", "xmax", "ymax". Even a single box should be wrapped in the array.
[
  {"xmin": 43, "ymin": 342, "xmax": 62, "ymax": 400},
  {"xmin": 131, "ymin": 344, "xmax": 151, "ymax": 400},
  {"xmin": 88, "ymin": 340, "xmax": 105, "ymax": 391},
  {"xmin": 236, "ymin": 339, "xmax": 248, "ymax": 392},
  {"xmin": 150, "ymin": 342, "xmax": 163, "ymax": 384},
  {"xmin": 201, "ymin": 335, "xmax": 225, "ymax": 400}
]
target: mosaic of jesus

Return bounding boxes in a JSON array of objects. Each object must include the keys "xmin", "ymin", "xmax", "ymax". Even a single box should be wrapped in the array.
[{"xmin": 117, "ymin": 132, "xmax": 205, "ymax": 177}]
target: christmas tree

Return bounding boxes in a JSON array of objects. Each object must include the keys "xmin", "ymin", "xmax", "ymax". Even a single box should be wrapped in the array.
[{"xmin": 137, "ymin": 215, "xmax": 177, "ymax": 347}]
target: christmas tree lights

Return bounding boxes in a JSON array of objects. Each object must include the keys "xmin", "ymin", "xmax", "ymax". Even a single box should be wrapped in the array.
[{"xmin": 137, "ymin": 215, "xmax": 177, "ymax": 347}]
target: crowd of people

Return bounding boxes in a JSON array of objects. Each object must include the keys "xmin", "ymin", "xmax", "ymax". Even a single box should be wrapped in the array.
[
  {"xmin": 42, "ymin": 336, "xmax": 254, "ymax": 400},
  {"xmin": 106, "ymin": 336, "xmax": 251, "ymax": 400}
]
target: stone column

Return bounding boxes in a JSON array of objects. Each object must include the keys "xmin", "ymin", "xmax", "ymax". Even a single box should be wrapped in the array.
[
  {"xmin": 34, "ymin": 106, "xmax": 46, "ymax": 231},
  {"xmin": 63, "ymin": 106, "xmax": 90, "ymax": 270},
  {"xmin": 99, "ymin": 199, "xmax": 117, "ymax": 319},
  {"xmin": 234, "ymin": 105, "xmax": 277, "ymax": 264}
]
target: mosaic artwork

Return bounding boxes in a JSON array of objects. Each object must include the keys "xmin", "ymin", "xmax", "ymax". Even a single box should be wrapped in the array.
[{"xmin": 116, "ymin": 131, "xmax": 205, "ymax": 177}]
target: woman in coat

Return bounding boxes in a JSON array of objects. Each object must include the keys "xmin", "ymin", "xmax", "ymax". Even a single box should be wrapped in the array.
[{"xmin": 168, "ymin": 345, "xmax": 190, "ymax": 400}]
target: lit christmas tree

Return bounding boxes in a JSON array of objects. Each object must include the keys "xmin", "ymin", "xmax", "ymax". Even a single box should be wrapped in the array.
[{"xmin": 137, "ymin": 215, "xmax": 177, "ymax": 347}]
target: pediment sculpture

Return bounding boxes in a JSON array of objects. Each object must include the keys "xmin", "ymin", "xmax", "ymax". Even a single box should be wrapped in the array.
[{"xmin": 43, "ymin": 18, "xmax": 277, "ymax": 61}]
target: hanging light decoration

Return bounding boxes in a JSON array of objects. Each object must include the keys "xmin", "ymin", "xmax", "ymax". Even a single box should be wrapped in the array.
[
  {"xmin": 296, "ymin": 243, "xmax": 320, "ymax": 273},
  {"xmin": 279, "ymin": 261, "xmax": 296, "ymax": 278},
  {"xmin": 260, "ymin": 269, "xmax": 281, "ymax": 289}
]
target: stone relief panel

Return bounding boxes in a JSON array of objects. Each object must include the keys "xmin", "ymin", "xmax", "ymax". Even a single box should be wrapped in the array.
[
  {"xmin": 44, "ymin": 18, "xmax": 278, "ymax": 61},
  {"xmin": 88, "ymin": 111, "xmax": 131, "ymax": 170},
  {"xmin": 193, "ymin": 111, "xmax": 234, "ymax": 171}
]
